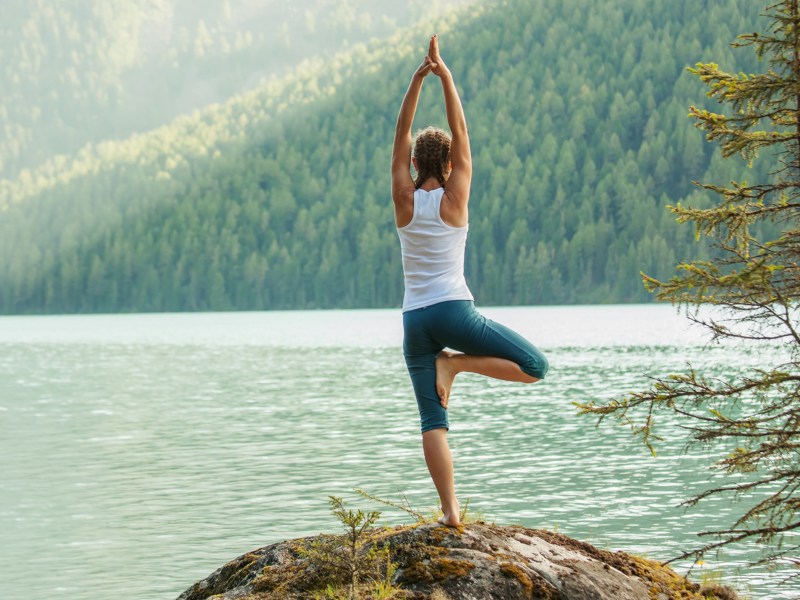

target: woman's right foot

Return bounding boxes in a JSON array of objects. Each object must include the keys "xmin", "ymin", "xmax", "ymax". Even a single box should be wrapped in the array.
[{"xmin": 435, "ymin": 351, "xmax": 458, "ymax": 408}]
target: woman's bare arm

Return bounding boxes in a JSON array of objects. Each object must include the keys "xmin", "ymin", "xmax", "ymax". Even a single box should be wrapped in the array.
[
  {"xmin": 429, "ymin": 35, "xmax": 471, "ymax": 225},
  {"xmin": 392, "ymin": 54, "xmax": 434, "ymax": 226}
]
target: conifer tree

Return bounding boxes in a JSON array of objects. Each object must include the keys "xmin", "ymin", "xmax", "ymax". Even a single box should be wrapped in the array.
[{"xmin": 580, "ymin": 0, "xmax": 800, "ymax": 571}]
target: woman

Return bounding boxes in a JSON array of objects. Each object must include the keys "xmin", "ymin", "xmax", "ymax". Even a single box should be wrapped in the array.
[{"xmin": 391, "ymin": 35, "xmax": 549, "ymax": 527}]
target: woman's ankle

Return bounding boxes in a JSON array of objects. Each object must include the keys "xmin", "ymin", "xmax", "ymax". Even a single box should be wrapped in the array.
[{"xmin": 442, "ymin": 501, "xmax": 460, "ymax": 516}]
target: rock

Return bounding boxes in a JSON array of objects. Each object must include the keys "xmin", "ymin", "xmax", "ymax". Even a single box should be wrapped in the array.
[{"xmin": 176, "ymin": 521, "xmax": 738, "ymax": 599}]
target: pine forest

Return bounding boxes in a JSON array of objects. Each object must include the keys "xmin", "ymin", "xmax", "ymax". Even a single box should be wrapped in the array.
[{"xmin": 0, "ymin": 0, "xmax": 770, "ymax": 313}]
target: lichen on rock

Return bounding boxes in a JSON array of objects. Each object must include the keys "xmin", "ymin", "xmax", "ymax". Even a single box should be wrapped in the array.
[{"xmin": 176, "ymin": 522, "xmax": 740, "ymax": 600}]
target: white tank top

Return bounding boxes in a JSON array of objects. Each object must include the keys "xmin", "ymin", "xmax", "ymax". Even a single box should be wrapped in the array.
[{"xmin": 396, "ymin": 187, "xmax": 474, "ymax": 312}]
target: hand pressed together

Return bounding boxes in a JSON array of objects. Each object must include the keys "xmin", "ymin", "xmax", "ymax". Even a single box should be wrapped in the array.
[
  {"xmin": 414, "ymin": 34, "xmax": 451, "ymax": 81},
  {"xmin": 427, "ymin": 33, "xmax": 449, "ymax": 78},
  {"xmin": 413, "ymin": 54, "xmax": 435, "ymax": 80}
]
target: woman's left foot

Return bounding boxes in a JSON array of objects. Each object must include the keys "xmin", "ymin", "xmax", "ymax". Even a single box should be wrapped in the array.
[
  {"xmin": 435, "ymin": 351, "xmax": 457, "ymax": 408},
  {"xmin": 437, "ymin": 512, "xmax": 461, "ymax": 527}
]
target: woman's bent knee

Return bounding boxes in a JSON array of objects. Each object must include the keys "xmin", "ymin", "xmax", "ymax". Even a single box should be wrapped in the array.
[{"xmin": 520, "ymin": 351, "xmax": 549, "ymax": 380}]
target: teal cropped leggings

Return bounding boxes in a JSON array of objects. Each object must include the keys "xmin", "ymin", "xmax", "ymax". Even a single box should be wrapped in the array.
[{"xmin": 402, "ymin": 300, "xmax": 548, "ymax": 433}]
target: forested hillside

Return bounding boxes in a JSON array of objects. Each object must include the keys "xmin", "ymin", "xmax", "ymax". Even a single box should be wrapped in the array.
[
  {"xmin": 1, "ymin": 0, "xmax": 471, "ymax": 179},
  {"xmin": 0, "ymin": 0, "xmax": 768, "ymax": 313}
]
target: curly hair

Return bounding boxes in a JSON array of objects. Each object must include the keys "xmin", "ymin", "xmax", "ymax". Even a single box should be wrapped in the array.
[{"xmin": 412, "ymin": 126, "xmax": 451, "ymax": 190}]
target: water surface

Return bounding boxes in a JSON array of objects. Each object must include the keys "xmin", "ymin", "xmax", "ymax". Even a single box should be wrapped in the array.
[{"xmin": 0, "ymin": 305, "xmax": 793, "ymax": 598}]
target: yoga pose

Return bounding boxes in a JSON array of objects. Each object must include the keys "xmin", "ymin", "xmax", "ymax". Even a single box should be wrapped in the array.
[{"xmin": 392, "ymin": 35, "xmax": 549, "ymax": 527}]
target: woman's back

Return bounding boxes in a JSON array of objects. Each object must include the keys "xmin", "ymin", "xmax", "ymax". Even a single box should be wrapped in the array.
[{"xmin": 396, "ymin": 187, "xmax": 473, "ymax": 312}]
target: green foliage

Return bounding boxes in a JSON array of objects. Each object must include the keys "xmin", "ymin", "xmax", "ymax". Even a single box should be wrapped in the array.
[
  {"xmin": 578, "ymin": 0, "xmax": 800, "ymax": 575},
  {"xmin": 0, "ymin": 0, "xmax": 769, "ymax": 313},
  {"xmin": 0, "ymin": 0, "xmax": 470, "ymax": 180},
  {"xmin": 299, "ymin": 496, "xmax": 402, "ymax": 600}
]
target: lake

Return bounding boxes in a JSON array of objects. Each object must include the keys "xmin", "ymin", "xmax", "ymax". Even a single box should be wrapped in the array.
[{"xmin": 0, "ymin": 305, "xmax": 794, "ymax": 599}]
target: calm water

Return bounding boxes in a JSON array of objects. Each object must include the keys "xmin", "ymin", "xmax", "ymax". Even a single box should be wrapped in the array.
[{"xmin": 0, "ymin": 305, "xmax": 795, "ymax": 599}]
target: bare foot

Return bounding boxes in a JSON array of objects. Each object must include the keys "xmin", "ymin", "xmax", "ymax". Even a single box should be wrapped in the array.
[
  {"xmin": 437, "ymin": 510, "xmax": 461, "ymax": 527},
  {"xmin": 435, "ymin": 351, "xmax": 457, "ymax": 408}
]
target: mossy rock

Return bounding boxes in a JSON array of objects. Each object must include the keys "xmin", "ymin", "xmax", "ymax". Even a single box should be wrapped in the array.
[{"xmin": 177, "ymin": 522, "xmax": 740, "ymax": 600}]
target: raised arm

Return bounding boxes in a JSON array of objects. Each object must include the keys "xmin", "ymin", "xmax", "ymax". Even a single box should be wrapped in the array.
[
  {"xmin": 429, "ymin": 35, "xmax": 471, "ymax": 221},
  {"xmin": 392, "ymin": 54, "xmax": 434, "ymax": 227}
]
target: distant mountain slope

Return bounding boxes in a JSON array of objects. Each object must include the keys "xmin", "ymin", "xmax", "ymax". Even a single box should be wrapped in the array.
[
  {"xmin": 0, "ymin": 0, "xmax": 768, "ymax": 313},
  {"xmin": 0, "ymin": 0, "xmax": 472, "ymax": 179}
]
